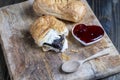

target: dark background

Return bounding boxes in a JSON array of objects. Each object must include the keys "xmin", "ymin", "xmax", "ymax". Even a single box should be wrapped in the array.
[{"xmin": 0, "ymin": 0, "xmax": 120, "ymax": 80}]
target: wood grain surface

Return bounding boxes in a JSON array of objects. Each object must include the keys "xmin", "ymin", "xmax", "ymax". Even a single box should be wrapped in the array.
[
  {"xmin": 0, "ymin": 0, "xmax": 26, "ymax": 7},
  {"xmin": 0, "ymin": 0, "xmax": 118, "ymax": 80},
  {"xmin": 0, "ymin": 1, "xmax": 27, "ymax": 80},
  {"xmin": 87, "ymin": 0, "xmax": 120, "ymax": 80},
  {"xmin": 87, "ymin": 0, "xmax": 120, "ymax": 52}
]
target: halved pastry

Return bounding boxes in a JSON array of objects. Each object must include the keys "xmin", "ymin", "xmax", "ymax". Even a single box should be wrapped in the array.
[
  {"xmin": 30, "ymin": 16, "xmax": 69, "ymax": 52},
  {"xmin": 33, "ymin": 0, "xmax": 86, "ymax": 22}
]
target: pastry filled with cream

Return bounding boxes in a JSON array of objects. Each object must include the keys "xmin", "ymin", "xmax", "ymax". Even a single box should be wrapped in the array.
[{"xmin": 30, "ymin": 16, "xmax": 68, "ymax": 52}]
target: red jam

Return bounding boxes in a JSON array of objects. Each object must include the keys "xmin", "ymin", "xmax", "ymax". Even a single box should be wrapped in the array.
[{"xmin": 73, "ymin": 24, "xmax": 104, "ymax": 43}]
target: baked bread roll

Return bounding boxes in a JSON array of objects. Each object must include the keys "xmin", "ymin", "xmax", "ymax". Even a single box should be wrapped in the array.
[
  {"xmin": 33, "ymin": 0, "xmax": 86, "ymax": 22},
  {"xmin": 30, "ymin": 16, "xmax": 68, "ymax": 52}
]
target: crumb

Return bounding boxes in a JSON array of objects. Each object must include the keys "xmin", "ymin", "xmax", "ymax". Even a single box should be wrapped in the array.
[
  {"xmin": 70, "ymin": 49, "xmax": 79, "ymax": 53},
  {"xmin": 61, "ymin": 53, "xmax": 70, "ymax": 61}
]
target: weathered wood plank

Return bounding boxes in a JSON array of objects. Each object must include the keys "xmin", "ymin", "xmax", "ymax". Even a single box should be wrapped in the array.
[
  {"xmin": 0, "ymin": 0, "xmax": 26, "ymax": 7},
  {"xmin": 87, "ymin": 0, "xmax": 120, "ymax": 80},
  {"xmin": 0, "ymin": 45, "xmax": 8, "ymax": 80},
  {"xmin": 0, "ymin": 1, "xmax": 26, "ymax": 80},
  {"xmin": 0, "ymin": 0, "xmax": 120, "ymax": 80},
  {"xmin": 87, "ymin": 0, "xmax": 120, "ymax": 52}
]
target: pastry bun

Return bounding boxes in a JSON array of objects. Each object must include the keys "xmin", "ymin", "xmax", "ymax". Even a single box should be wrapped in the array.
[
  {"xmin": 33, "ymin": 0, "xmax": 86, "ymax": 22},
  {"xmin": 30, "ymin": 15, "xmax": 68, "ymax": 52}
]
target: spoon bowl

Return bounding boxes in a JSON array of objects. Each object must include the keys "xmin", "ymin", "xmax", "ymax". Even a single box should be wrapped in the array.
[{"xmin": 61, "ymin": 60, "xmax": 80, "ymax": 73}]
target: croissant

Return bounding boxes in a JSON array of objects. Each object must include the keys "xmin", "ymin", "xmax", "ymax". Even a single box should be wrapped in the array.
[
  {"xmin": 30, "ymin": 15, "xmax": 68, "ymax": 52},
  {"xmin": 33, "ymin": 0, "xmax": 86, "ymax": 22}
]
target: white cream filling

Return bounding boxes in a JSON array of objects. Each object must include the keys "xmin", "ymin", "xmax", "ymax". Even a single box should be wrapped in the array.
[
  {"xmin": 61, "ymin": 38, "xmax": 68, "ymax": 52},
  {"xmin": 39, "ymin": 29, "xmax": 68, "ymax": 52},
  {"xmin": 39, "ymin": 29, "xmax": 60, "ymax": 46}
]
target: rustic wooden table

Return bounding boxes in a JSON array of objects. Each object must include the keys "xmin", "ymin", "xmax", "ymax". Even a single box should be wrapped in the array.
[
  {"xmin": 0, "ymin": 0, "xmax": 120, "ymax": 80},
  {"xmin": 88, "ymin": 1, "xmax": 120, "ymax": 79}
]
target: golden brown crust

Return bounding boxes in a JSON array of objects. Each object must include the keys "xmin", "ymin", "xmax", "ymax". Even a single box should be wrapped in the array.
[
  {"xmin": 33, "ymin": 0, "xmax": 86, "ymax": 22},
  {"xmin": 30, "ymin": 15, "xmax": 67, "ymax": 45}
]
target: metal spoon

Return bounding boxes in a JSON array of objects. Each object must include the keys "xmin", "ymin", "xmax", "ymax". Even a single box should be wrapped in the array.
[{"xmin": 61, "ymin": 49, "xmax": 110, "ymax": 73}]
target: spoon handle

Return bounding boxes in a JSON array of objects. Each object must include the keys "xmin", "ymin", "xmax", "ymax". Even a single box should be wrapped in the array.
[{"xmin": 82, "ymin": 48, "xmax": 110, "ymax": 63}]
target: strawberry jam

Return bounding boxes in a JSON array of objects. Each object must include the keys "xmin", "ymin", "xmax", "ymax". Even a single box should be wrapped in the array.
[{"xmin": 73, "ymin": 24, "xmax": 104, "ymax": 43}]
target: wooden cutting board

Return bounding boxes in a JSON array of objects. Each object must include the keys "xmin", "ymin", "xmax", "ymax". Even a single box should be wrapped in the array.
[{"xmin": 0, "ymin": 0, "xmax": 120, "ymax": 80}]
